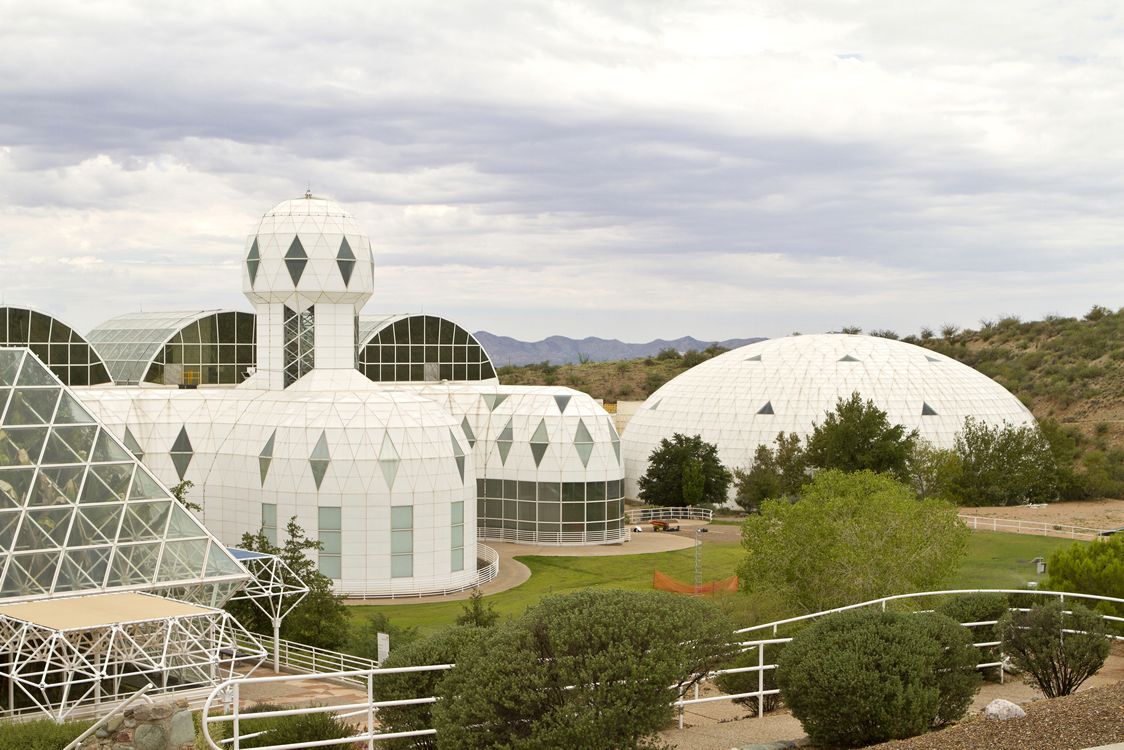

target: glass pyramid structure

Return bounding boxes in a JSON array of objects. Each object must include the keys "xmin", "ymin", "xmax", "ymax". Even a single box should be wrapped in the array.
[{"xmin": 0, "ymin": 348, "xmax": 249, "ymax": 606}]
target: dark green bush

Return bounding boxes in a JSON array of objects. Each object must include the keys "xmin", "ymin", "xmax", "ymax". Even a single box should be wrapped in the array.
[
  {"xmin": 371, "ymin": 625, "xmax": 487, "ymax": 750},
  {"xmin": 777, "ymin": 608, "xmax": 981, "ymax": 747},
  {"xmin": 936, "ymin": 592, "xmax": 1009, "ymax": 679},
  {"xmin": 0, "ymin": 717, "xmax": 94, "ymax": 750},
  {"xmin": 999, "ymin": 600, "xmax": 1111, "ymax": 698},
  {"xmin": 714, "ymin": 642, "xmax": 785, "ymax": 713},
  {"xmin": 232, "ymin": 703, "xmax": 355, "ymax": 749}
]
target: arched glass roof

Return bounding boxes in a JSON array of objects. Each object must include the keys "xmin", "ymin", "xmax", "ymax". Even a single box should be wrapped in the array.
[
  {"xmin": 0, "ymin": 307, "xmax": 111, "ymax": 387},
  {"xmin": 87, "ymin": 311, "xmax": 256, "ymax": 387},
  {"xmin": 357, "ymin": 314, "xmax": 496, "ymax": 383}
]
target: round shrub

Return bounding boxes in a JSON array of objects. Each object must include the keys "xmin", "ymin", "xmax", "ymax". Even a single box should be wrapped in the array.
[
  {"xmin": 936, "ymin": 592, "xmax": 1009, "ymax": 680},
  {"xmin": 999, "ymin": 599, "xmax": 1110, "ymax": 698},
  {"xmin": 777, "ymin": 608, "xmax": 981, "ymax": 747}
]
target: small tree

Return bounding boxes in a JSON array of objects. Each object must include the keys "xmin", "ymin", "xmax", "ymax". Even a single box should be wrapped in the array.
[
  {"xmin": 778, "ymin": 608, "xmax": 980, "ymax": 747},
  {"xmin": 1047, "ymin": 537, "xmax": 1124, "ymax": 622},
  {"xmin": 434, "ymin": 589, "xmax": 739, "ymax": 750},
  {"xmin": 738, "ymin": 470, "xmax": 969, "ymax": 614},
  {"xmin": 950, "ymin": 417, "xmax": 1058, "ymax": 506},
  {"xmin": 733, "ymin": 432, "xmax": 808, "ymax": 512},
  {"xmin": 907, "ymin": 440, "xmax": 962, "ymax": 501},
  {"xmin": 637, "ymin": 433, "xmax": 732, "ymax": 507},
  {"xmin": 804, "ymin": 392, "xmax": 918, "ymax": 482},
  {"xmin": 455, "ymin": 588, "xmax": 500, "ymax": 628},
  {"xmin": 999, "ymin": 600, "xmax": 1110, "ymax": 698}
]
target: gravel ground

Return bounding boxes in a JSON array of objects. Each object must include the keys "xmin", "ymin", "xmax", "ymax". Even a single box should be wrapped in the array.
[{"xmin": 866, "ymin": 680, "xmax": 1124, "ymax": 750}]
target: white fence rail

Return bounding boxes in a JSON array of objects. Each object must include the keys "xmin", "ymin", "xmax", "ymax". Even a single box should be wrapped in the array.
[
  {"xmin": 336, "ymin": 544, "xmax": 499, "ymax": 599},
  {"xmin": 626, "ymin": 507, "xmax": 714, "ymax": 523},
  {"xmin": 198, "ymin": 588, "xmax": 1124, "ymax": 749},
  {"xmin": 233, "ymin": 632, "xmax": 377, "ymax": 683},
  {"xmin": 478, "ymin": 525, "xmax": 631, "ymax": 546},
  {"xmin": 959, "ymin": 514, "xmax": 1111, "ymax": 540}
]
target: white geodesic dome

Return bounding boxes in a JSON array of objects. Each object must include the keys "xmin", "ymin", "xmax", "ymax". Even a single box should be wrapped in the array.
[{"xmin": 621, "ymin": 334, "xmax": 1036, "ymax": 500}]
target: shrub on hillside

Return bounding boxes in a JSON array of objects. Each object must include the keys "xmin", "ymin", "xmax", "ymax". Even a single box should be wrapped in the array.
[
  {"xmin": 999, "ymin": 600, "xmax": 1110, "ymax": 698},
  {"xmin": 777, "ymin": 609, "xmax": 981, "ymax": 747}
]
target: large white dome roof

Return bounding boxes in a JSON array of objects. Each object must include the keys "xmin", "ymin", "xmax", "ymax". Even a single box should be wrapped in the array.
[{"xmin": 621, "ymin": 334, "xmax": 1036, "ymax": 499}]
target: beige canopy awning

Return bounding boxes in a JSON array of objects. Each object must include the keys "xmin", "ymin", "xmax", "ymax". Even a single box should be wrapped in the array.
[{"xmin": 0, "ymin": 592, "xmax": 217, "ymax": 631}]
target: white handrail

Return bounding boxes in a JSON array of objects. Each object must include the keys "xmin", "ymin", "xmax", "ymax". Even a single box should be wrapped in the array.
[{"xmin": 626, "ymin": 507, "xmax": 714, "ymax": 523}]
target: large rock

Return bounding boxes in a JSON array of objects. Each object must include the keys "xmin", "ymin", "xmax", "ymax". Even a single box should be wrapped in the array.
[
  {"xmin": 984, "ymin": 698, "xmax": 1027, "ymax": 720},
  {"xmin": 135, "ymin": 723, "xmax": 168, "ymax": 750},
  {"xmin": 170, "ymin": 709, "xmax": 194, "ymax": 745}
]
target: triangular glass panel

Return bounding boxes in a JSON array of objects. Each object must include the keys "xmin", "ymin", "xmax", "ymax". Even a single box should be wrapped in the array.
[
  {"xmin": 4, "ymin": 388, "xmax": 60, "ymax": 425},
  {"xmin": 757, "ymin": 402, "xmax": 775, "ymax": 415},
  {"xmin": 205, "ymin": 542, "xmax": 244, "ymax": 577},
  {"xmin": 450, "ymin": 430, "xmax": 465, "ymax": 458},
  {"xmin": 55, "ymin": 547, "xmax": 111, "ymax": 593},
  {"xmin": 498, "ymin": 419, "xmax": 513, "ymax": 443},
  {"xmin": 17, "ymin": 507, "xmax": 74, "ymax": 549},
  {"xmin": 0, "ymin": 350, "xmax": 23, "ymax": 386},
  {"xmin": 607, "ymin": 417, "xmax": 620, "ymax": 464},
  {"xmin": 530, "ymin": 443, "xmax": 548, "ymax": 467},
  {"xmin": 259, "ymin": 430, "xmax": 276, "ymax": 485},
  {"xmin": 461, "ymin": 417, "xmax": 476, "ymax": 449},
  {"xmin": 127, "ymin": 469, "xmax": 165, "ymax": 501},
  {"xmin": 649, "ymin": 399, "xmax": 662, "ymax": 410},
  {"xmin": 0, "ymin": 426, "xmax": 48, "ymax": 466},
  {"xmin": 246, "ymin": 237, "xmax": 260, "ymax": 287},
  {"xmin": 310, "ymin": 460, "xmax": 329, "ymax": 489},
  {"xmin": 575, "ymin": 442, "xmax": 594, "ymax": 467},
  {"xmin": 0, "ymin": 510, "xmax": 22, "ymax": 550},
  {"xmin": 171, "ymin": 426, "xmax": 193, "ymax": 454},
  {"xmin": 337, "ymin": 237, "xmax": 356, "ymax": 286},
  {"xmin": 531, "ymin": 419, "xmax": 549, "ymax": 444},
  {"xmin": 30, "ymin": 465, "xmax": 84, "ymax": 506},
  {"xmin": 455, "ymin": 455, "xmax": 465, "ymax": 481},
  {"xmin": 119, "ymin": 501, "xmax": 171, "ymax": 543},
  {"xmin": 15, "ymin": 355, "xmax": 56, "ymax": 386},
  {"xmin": 380, "ymin": 433, "xmax": 399, "ymax": 461},
  {"xmin": 107, "ymin": 542, "xmax": 161, "ymax": 586},
  {"xmin": 838, "ymin": 355, "xmax": 860, "ymax": 362},
  {"xmin": 311, "ymin": 431, "xmax": 330, "ymax": 461},
  {"xmin": 0, "ymin": 467, "xmax": 35, "ymax": 508},
  {"xmin": 574, "ymin": 419, "xmax": 593, "ymax": 445},
  {"xmin": 42, "ymin": 428, "xmax": 88, "ymax": 464},
  {"xmin": 483, "ymin": 393, "xmax": 509, "ymax": 411},
  {"xmin": 497, "ymin": 440, "xmax": 512, "ymax": 465},
  {"xmin": 92, "ymin": 427, "xmax": 131, "ymax": 463},
  {"xmin": 745, "ymin": 354, "xmax": 762, "ymax": 361},
  {"xmin": 171, "ymin": 452, "xmax": 192, "ymax": 481},
  {"xmin": 55, "ymin": 392, "xmax": 96, "ymax": 424},
  {"xmin": 68, "ymin": 504, "xmax": 123, "ymax": 546},
  {"xmin": 285, "ymin": 236, "xmax": 308, "ymax": 285},
  {"xmin": 926, "ymin": 356, "xmax": 941, "ymax": 362},
  {"xmin": 2, "ymin": 551, "xmax": 60, "ymax": 597},
  {"xmin": 554, "ymin": 395, "xmax": 571, "ymax": 413},
  {"xmin": 922, "ymin": 402, "xmax": 938, "ymax": 416},
  {"xmin": 380, "ymin": 459, "xmax": 399, "ymax": 490},
  {"xmin": 157, "ymin": 539, "xmax": 209, "ymax": 582},
  {"xmin": 123, "ymin": 427, "xmax": 144, "ymax": 459},
  {"xmin": 166, "ymin": 505, "xmax": 206, "ymax": 539},
  {"xmin": 81, "ymin": 464, "xmax": 133, "ymax": 504},
  {"xmin": 261, "ymin": 430, "xmax": 276, "ymax": 458}
]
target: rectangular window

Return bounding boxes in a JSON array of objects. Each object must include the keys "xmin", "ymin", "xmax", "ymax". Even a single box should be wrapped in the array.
[
  {"xmin": 391, "ymin": 505, "xmax": 413, "ymax": 578},
  {"xmin": 261, "ymin": 503, "xmax": 277, "ymax": 547},
  {"xmin": 318, "ymin": 506, "xmax": 341, "ymax": 579},
  {"xmin": 451, "ymin": 500, "xmax": 464, "ymax": 573}
]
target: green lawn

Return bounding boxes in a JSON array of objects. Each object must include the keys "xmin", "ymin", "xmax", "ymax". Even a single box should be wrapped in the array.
[{"xmin": 348, "ymin": 532, "xmax": 1088, "ymax": 637}]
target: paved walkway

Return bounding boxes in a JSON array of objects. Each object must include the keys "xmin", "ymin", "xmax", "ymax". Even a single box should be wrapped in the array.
[{"xmin": 347, "ymin": 520, "xmax": 702, "ymax": 606}]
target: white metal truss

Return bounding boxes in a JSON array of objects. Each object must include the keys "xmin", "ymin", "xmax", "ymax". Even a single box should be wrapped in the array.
[
  {"xmin": 0, "ymin": 593, "xmax": 266, "ymax": 721},
  {"xmin": 226, "ymin": 549, "xmax": 309, "ymax": 671}
]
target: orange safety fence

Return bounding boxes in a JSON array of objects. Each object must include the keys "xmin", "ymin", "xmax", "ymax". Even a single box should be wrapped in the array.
[{"xmin": 653, "ymin": 570, "xmax": 738, "ymax": 597}]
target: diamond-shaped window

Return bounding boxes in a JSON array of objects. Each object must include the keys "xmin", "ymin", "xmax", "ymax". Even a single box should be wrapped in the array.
[
  {"xmin": 337, "ymin": 237, "xmax": 356, "ymax": 287},
  {"xmin": 450, "ymin": 430, "xmax": 466, "ymax": 481},
  {"xmin": 497, "ymin": 419, "xmax": 513, "ymax": 465},
  {"xmin": 380, "ymin": 433, "xmax": 400, "ymax": 490},
  {"xmin": 123, "ymin": 426, "xmax": 144, "ymax": 460},
  {"xmin": 170, "ymin": 426, "xmax": 193, "ymax": 481},
  {"xmin": 530, "ymin": 419, "xmax": 549, "ymax": 467},
  {"xmin": 246, "ymin": 237, "xmax": 260, "ymax": 288},
  {"xmin": 574, "ymin": 419, "xmax": 594, "ymax": 468},
  {"xmin": 460, "ymin": 417, "xmax": 476, "ymax": 449},
  {"xmin": 606, "ymin": 417, "xmax": 620, "ymax": 464},
  {"xmin": 259, "ymin": 430, "xmax": 276, "ymax": 485},
  {"xmin": 310, "ymin": 431, "xmax": 330, "ymax": 490},
  {"xmin": 285, "ymin": 236, "xmax": 308, "ymax": 286}
]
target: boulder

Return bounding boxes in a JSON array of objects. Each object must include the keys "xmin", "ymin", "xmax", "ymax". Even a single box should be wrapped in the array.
[{"xmin": 984, "ymin": 698, "xmax": 1026, "ymax": 720}]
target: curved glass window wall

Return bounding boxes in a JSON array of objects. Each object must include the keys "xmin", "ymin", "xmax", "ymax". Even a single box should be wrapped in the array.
[
  {"xmin": 476, "ymin": 478, "xmax": 626, "ymax": 545},
  {"xmin": 0, "ymin": 307, "xmax": 111, "ymax": 387},
  {"xmin": 358, "ymin": 315, "xmax": 496, "ymax": 382}
]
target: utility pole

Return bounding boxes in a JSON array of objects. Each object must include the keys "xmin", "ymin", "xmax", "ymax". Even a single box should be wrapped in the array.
[{"xmin": 694, "ymin": 527, "xmax": 708, "ymax": 595}]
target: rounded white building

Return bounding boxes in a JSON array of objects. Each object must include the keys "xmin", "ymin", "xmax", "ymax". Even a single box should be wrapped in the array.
[{"xmin": 621, "ymin": 334, "xmax": 1036, "ymax": 500}]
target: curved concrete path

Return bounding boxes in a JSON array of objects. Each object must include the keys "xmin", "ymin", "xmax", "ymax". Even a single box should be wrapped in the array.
[{"xmin": 347, "ymin": 519, "xmax": 705, "ymax": 606}]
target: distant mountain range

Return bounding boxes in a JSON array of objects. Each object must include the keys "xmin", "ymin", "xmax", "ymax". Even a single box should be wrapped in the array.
[{"xmin": 473, "ymin": 332, "xmax": 767, "ymax": 366}]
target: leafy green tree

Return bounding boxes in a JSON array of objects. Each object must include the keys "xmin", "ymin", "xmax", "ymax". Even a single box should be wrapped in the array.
[
  {"xmin": 733, "ymin": 432, "xmax": 808, "ymax": 512},
  {"xmin": 949, "ymin": 417, "xmax": 1058, "ymax": 506},
  {"xmin": 805, "ymin": 392, "xmax": 918, "ymax": 481},
  {"xmin": 778, "ymin": 608, "xmax": 980, "ymax": 747},
  {"xmin": 433, "ymin": 589, "xmax": 739, "ymax": 750},
  {"xmin": 999, "ymin": 600, "xmax": 1110, "ymax": 698},
  {"xmin": 170, "ymin": 479, "xmax": 202, "ymax": 513},
  {"xmin": 345, "ymin": 613, "xmax": 419, "ymax": 660},
  {"xmin": 1046, "ymin": 537, "xmax": 1124, "ymax": 622},
  {"xmin": 454, "ymin": 588, "xmax": 500, "ymax": 628},
  {"xmin": 907, "ymin": 440, "xmax": 962, "ymax": 500},
  {"xmin": 738, "ymin": 470, "xmax": 970, "ymax": 614},
  {"xmin": 655, "ymin": 347, "xmax": 681, "ymax": 361},
  {"xmin": 225, "ymin": 518, "xmax": 351, "ymax": 651},
  {"xmin": 637, "ymin": 433, "xmax": 732, "ymax": 507}
]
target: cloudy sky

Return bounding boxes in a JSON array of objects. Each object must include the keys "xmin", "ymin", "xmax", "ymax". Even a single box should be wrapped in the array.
[{"xmin": 2, "ymin": 1, "xmax": 1122, "ymax": 343}]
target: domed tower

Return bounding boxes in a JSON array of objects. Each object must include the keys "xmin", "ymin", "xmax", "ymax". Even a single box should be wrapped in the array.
[{"xmin": 242, "ymin": 193, "xmax": 375, "ymax": 390}]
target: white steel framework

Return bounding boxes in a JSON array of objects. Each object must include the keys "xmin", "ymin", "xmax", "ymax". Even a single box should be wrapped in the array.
[
  {"xmin": 226, "ymin": 548, "xmax": 309, "ymax": 672},
  {"xmin": 0, "ymin": 592, "xmax": 265, "ymax": 721}
]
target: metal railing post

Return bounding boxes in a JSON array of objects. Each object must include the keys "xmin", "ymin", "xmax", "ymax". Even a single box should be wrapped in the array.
[
  {"xmin": 232, "ymin": 681, "xmax": 240, "ymax": 750},
  {"xmin": 758, "ymin": 644, "xmax": 764, "ymax": 719}
]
